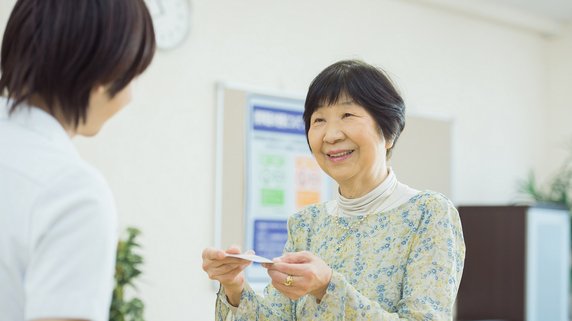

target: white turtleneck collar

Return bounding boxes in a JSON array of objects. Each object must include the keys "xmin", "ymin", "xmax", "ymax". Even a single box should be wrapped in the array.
[{"xmin": 326, "ymin": 168, "xmax": 420, "ymax": 217}]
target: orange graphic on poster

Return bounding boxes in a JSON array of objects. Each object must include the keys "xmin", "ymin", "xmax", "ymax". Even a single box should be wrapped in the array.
[{"xmin": 295, "ymin": 157, "xmax": 322, "ymax": 208}]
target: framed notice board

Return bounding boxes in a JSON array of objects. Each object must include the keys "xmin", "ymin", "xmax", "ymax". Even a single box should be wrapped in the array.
[{"xmin": 214, "ymin": 82, "xmax": 453, "ymax": 291}]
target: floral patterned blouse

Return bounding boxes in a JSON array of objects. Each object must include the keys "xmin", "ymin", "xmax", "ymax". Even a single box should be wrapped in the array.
[{"xmin": 217, "ymin": 191, "xmax": 466, "ymax": 320}]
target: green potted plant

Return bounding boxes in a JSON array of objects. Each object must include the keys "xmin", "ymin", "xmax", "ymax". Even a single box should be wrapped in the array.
[
  {"xmin": 109, "ymin": 227, "xmax": 145, "ymax": 321},
  {"xmin": 517, "ymin": 141, "xmax": 572, "ymax": 209}
]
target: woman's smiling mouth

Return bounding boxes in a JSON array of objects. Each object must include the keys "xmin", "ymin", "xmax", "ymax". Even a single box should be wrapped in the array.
[{"xmin": 327, "ymin": 150, "xmax": 355, "ymax": 162}]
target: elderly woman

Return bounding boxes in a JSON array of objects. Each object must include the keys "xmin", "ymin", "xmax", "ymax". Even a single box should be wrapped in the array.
[{"xmin": 202, "ymin": 59, "xmax": 465, "ymax": 320}]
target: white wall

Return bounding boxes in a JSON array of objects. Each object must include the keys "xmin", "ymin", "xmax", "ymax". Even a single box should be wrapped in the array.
[
  {"xmin": 545, "ymin": 22, "xmax": 572, "ymax": 178},
  {"xmin": 0, "ymin": 0, "xmax": 568, "ymax": 319}
]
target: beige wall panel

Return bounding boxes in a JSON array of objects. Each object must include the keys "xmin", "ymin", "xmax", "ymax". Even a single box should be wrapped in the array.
[
  {"xmin": 220, "ymin": 88, "xmax": 247, "ymax": 250},
  {"xmin": 389, "ymin": 116, "xmax": 452, "ymax": 198}
]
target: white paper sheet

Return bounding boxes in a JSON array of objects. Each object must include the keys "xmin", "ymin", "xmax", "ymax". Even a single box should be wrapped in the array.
[{"xmin": 226, "ymin": 253, "xmax": 274, "ymax": 263}]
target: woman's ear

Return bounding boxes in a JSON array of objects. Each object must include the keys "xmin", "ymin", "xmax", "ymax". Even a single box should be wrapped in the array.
[
  {"xmin": 385, "ymin": 139, "xmax": 394, "ymax": 150},
  {"xmin": 95, "ymin": 84, "xmax": 106, "ymax": 94}
]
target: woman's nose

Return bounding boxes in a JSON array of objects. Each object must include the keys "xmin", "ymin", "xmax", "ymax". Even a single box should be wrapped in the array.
[{"xmin": 323, "ymin": 123, "xmax": 345, "ymax": 144}]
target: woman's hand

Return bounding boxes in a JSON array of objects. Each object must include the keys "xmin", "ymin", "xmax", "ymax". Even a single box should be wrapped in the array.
[
  {"xmin": 202, "ymin": 245, "xmax": 254, "ymax": 306},
  {"xmin": 262, "ymin": 251, "xmax": 332, "ymax": 301}
]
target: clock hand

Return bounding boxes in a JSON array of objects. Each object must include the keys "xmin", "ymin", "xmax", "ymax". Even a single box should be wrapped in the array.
[
  {"xmin": 156, "ymin": 0, "xmax": 165, "ymax": 17},
  {"xmin": 144, "ymin": 0, "xmax": 163, "ymax": 18}
]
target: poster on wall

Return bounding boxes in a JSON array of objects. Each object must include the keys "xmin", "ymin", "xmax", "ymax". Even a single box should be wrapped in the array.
[{"xmin": 244, "ymin": 94, "xmax": 333, "ymax": 285}]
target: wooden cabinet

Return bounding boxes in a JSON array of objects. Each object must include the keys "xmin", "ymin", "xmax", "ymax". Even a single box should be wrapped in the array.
[{"xmin": 456, "ymin": 205, "xmax": 570, "ymax": 321}]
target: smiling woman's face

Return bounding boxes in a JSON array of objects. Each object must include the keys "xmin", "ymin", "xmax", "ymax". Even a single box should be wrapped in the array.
[{"xmin": 308, "ymin": 95, "xmax": 393, "ymax": 196}]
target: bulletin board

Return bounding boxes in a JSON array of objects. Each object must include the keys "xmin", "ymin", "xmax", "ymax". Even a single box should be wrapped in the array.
[{"xmin": 214, "ymin": 82, "xmax": 453, "ymax": 291}]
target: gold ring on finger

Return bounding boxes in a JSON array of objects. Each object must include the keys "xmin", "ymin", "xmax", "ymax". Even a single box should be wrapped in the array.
[{"xmin": 284, "ymin": 274, "xmax": 293, "ymax": 286}]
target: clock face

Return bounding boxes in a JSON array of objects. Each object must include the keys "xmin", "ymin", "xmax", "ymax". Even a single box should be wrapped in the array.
[{"xmin": 145, "ymin": 0, "xmax": 191, "ymax": 50}]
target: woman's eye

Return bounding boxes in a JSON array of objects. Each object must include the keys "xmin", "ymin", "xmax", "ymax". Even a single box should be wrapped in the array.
[
  {"xmin": 313, "ymin": 118, "xmax": 324, "ymax": 123},
  {"xmin": 343, "ymin": 113, "xmax": 353, "ymax": 118}
]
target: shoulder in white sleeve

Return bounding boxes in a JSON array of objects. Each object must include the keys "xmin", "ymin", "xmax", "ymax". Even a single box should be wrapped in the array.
[{"xmin": 25, "ymin": 163, "xmax": 119, "ymax": 321}]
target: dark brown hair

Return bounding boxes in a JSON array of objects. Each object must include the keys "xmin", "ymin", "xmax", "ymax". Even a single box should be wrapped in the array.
[
  {"xmin": 0, "ymin": 0, "xmax": 156, "ymax": 128},
  {"xmin": 303, "ymin": 60, "xmax": 406, "ymax": 159}
]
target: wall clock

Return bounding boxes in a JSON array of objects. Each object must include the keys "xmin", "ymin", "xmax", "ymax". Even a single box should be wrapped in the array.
[{"xmin": 144, "ymin": 0, "xmax": 191, "ymax": 50}]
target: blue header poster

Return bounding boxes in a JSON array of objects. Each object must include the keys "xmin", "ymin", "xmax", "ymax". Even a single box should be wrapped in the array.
[{"xmin": 244, "ymin": 94, "xmax": 333, "ymax": 285}]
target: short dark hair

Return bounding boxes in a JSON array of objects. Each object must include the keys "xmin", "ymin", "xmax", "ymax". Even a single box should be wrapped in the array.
[
  {"xmin": 0, "ymin": 0, "xmax": 156, "ymax": 128},
  {"xmin": 303, "ymin": 60, "xmax": 406, "ymax": 159}
]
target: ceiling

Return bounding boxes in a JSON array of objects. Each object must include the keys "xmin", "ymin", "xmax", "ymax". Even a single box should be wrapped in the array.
[{"xmin": 492, "ymin": 0, "xmax": 572, "ymax": 21}]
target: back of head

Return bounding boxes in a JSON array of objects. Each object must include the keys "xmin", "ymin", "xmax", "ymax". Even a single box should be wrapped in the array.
[
  {"xmin": 303, "ymin": 59, "xmax": 406, "ymax": 159},
  {"xmin": 0, "ymin": 0, "xmax": 156, "ymax": 128}
]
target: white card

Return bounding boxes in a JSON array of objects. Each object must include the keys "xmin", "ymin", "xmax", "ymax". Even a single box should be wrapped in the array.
[{"xmin": 225, "ymin": 254, "xmax": 274, "ymax": 263}]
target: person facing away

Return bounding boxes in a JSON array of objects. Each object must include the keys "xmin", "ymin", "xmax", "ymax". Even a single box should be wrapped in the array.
[
  {"xmin": 0, "ymin": 1, "xmax": 155, "ymax": 320},
  {"xmin": 202, "ymin": 59, "xmax": 466, "ymax": 320}
]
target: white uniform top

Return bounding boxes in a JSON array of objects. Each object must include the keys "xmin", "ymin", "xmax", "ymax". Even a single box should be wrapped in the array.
[{"xmin": 0, "ymin": 97, "xmax": 118, "ymax": 321}]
